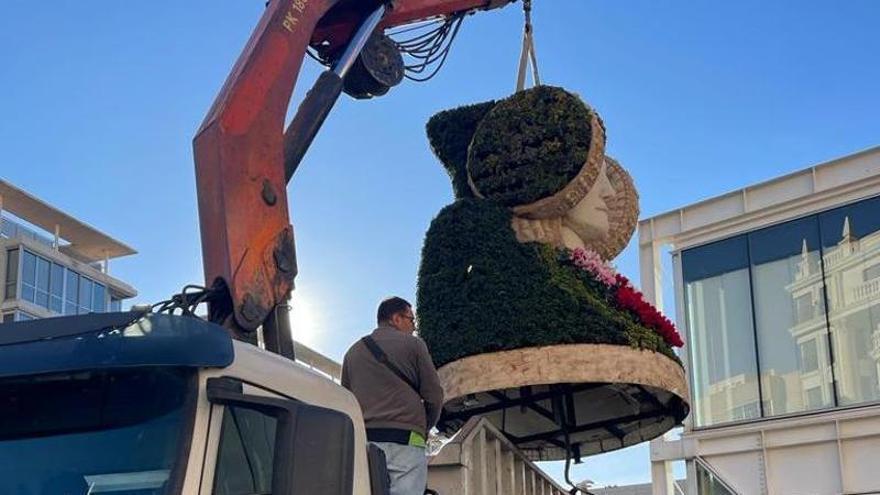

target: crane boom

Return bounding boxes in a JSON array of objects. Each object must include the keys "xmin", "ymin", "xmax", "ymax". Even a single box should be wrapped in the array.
[{"xmin": 193, "ymin": 0, "xmax": 514, "ymax": 353}]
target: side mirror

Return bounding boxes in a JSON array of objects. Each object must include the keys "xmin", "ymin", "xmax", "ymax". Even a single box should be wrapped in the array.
[{"xmin": 207, "ymin": 377, "xmax": 355, "ymax": 495}]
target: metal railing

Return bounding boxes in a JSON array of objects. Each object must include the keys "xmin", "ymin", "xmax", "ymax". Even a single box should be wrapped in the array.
[
  {"xmin": 0, "ymin": 216, "xmax": 54, "ymax": 248},
  {"xmin": 851, "ymin": 278, "xmax": 880, "ymax": 304},
  {"xmin": 428, "ymin": 417, "xmax": 569, "ymax": 495}
]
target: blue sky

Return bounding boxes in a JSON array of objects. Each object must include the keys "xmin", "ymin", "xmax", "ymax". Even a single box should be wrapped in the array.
[{"xmin": 2, "ymin": 0, "xmax": 879, "ymax": 488}]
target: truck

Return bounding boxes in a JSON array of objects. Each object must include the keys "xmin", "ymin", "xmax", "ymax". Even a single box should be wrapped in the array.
[{"xmin": 0, "ymin": 1, "xmax": 519, "ymax": 494}]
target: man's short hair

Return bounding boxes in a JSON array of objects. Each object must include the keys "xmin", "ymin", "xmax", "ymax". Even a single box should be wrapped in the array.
[{"xmin": 377, "ymin": 296, "xmax": 412, "ymax": 325}]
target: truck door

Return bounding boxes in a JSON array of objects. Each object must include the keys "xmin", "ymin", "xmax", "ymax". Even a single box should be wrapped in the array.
[{"xmin": 199, "ymin": 377, "xmax": 356, "ymax": 495}]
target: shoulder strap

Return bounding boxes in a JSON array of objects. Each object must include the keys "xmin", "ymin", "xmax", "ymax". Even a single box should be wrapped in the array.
[{"xmin": 361, "ymin": 336, "xmax": 420, "ymax": 394}]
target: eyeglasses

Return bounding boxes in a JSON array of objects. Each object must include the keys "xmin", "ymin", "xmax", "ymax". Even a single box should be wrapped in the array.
[{"xmin": 400, "ymin": 313, "xmax": 416, "ymax": 323}]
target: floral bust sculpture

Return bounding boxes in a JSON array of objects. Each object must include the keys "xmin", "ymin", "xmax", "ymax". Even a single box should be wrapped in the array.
[
  {"xmin": 417, "ymin": 86, "xmax": 688, "ymax": 460},
  {"xmin": 418, "ymin": 86, "xmax": 681, "ymax": 365}
]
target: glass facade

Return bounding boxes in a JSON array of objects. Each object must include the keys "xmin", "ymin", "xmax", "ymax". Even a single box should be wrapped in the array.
[
  {"xmin": 683, "ymin": 235, "xmax": 760, "ymax": 426},
  {"xmin": 750, "ymin": 216, "xmax": 834, "ymax": 416},
  {"xmin": 684, "ymin": 195, "xmax": 880, "ymax": 427},
  {"xmin": 819, "ymin": 197, "xmax": 880, "ymax": 406},
  {"xmin": 49, "ymin": 262, "xmax": 63, "ymax": 314},
  {"xmin": 65, "ymin": 269, "xmax": 79, "ymax": 315},
  {"xmin": 4, "ymin": 248, "xmax": 115, "ymax": 316}
]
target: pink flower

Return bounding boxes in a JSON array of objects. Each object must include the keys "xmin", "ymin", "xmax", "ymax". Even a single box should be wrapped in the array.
[
  {"xmin": 565, "ymin": 248, "xmax": 685, "ymax": 348},
  {"xmin": 570, "ymin": 248, "xmax": 617, "ymax": 287}
]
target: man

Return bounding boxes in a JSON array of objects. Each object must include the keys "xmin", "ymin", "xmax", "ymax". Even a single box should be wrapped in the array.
[{"xmin": 342, "ymin": 297, "xmax": 444, "ymax": 495}]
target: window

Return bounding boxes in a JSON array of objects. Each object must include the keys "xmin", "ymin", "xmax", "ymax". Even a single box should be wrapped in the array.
[
  {"xmin": 34, "ymin": 257, "xmax": 50, "ymax": 308},
  {"xmin": 2, "ymin": 313, "xmax": 13, "ymax": 324},
  {"xmin": 683, "ymin": 235, "xmax": 760, "ymax": 427},
  {"xmin": 749, "ymin": 216, "xmax": 832, "ymax": 415},
  {"xmin": 92, "ymin": 283, "xmax": 106, "ymax": 313},
  {"xmin": 683, "ymin": 194, "xmax": 880, "ymax": 427},
  {"xmin": 207, "ymin": 387, "xmax": 356, "ymax": 495},
  {"xmin": 49, "ymin": 263, "xmax": 64, "ymax": 314},
  {"xmin": 19, "ymin": 250, "xmax": 54, "ymax": 310},
  {"xmin": 6, "ymin": 249, "xmax": 113, "ymax": 316},
  {"xmin": 21, "ymin": 251, "xmax": 36, "ymax": 303},
  {"xmin": 799, "ymin": 340, "xmax": 820, "ymax": 373},
  {"xmin": 213, "ymin": 407, "xmax": 277, "ymax": 495},
  {"xmin": 110, "ymin": 297, "xmax": 122, "ymax": 312},
  {"xmin": 819, "ymin": 196, "xmax": 880, "ymax": 406},
  {"xmin": 794, "ymin": 294, "xmax": 814, "ymax": 323},
  {"xmin": 78, "ymin": 276, "xmax": 93, "ymax": 314},
  {"xmin": 0, "ymin": 368, "xmax": 193, "ymax": 494},
  {"xmin": 65, "ymin": 270, "xmax": 79, "ymax": 315},
  {"xmin": 4, "ymin": 249, "xmax": 18, "ymax": 300}
]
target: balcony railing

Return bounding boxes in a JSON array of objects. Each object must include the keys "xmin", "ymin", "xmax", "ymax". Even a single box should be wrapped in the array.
[
  {"xmin": 0, "ymin": 216, "xmax": 54, "ymax": 248},
  {"xmin": 823, "ymin": 249, "xmax": 846, "ymax": 269},
  {"xmin": 851, "ymin": 278, "xmax": 880, "ymax": 305}
]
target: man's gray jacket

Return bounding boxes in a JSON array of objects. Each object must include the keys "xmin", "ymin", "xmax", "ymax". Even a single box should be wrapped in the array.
[{"xmin": 341, "ymin": 326, "xmax": 444, "ymax": 438}]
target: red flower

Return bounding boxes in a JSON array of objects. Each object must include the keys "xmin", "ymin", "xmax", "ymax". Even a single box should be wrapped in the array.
[{"xmin": 612, "ymin": 278, "xmax": 684, "ymax": 348}]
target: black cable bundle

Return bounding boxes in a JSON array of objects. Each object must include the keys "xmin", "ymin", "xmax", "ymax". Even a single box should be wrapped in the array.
[
  {"xmin": 304, "ymin": 14, "xmax": 466, "ymax": 83},
  {"xmin": 152, "ymin": 284, "xmax": 217, "ymax": 317},
  {"xmin": 388, "ymin": 14, "xmax": 465, "ymax": 82}
]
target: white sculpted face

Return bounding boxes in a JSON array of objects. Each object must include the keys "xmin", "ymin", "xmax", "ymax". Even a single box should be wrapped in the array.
[{"xmin": 561, "ymin": 161, "xmax": 616, "ymax": 249}]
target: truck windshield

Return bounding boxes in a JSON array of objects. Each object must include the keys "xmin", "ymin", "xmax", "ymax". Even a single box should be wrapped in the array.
[{"xmin": 0, "ymin": 367, "xmax": 194, "ymax": 495}]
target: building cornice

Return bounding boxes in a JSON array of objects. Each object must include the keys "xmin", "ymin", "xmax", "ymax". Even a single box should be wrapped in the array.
[
  {"xmin": 639, "ymin": 146, "xmax": 880, "ymax": 252},
  {"xmin": 0, "ymin": 180, "xmax": 136, "ymax": 262}
]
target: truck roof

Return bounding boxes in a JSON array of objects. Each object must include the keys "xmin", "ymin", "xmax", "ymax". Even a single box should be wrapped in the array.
[{"xmin": 0, "ymin": 312, "xmax": 233, "ymax": 378}]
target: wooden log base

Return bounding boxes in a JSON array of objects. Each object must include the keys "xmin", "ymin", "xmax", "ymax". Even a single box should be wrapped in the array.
[{"xmin": 436, "ymin": 343, "xmax": 690, "ymax": 461}]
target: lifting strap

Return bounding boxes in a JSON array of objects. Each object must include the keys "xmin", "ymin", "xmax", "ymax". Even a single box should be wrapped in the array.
[{"xmin": 516, "ymin": 0, "xmax": 541, "ymax": 91}]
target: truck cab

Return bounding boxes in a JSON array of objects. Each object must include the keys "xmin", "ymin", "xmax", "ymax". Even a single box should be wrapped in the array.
[{"xmin": 0, "ymin": 311, "xmax": 384, "ymax": 495}]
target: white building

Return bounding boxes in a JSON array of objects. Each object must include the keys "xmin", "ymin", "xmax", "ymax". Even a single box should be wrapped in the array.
[
  {"xmin": 1, "ymin": 179, "xmax": 137, "ymax": 322},
  {"xmin": 639, "ymin": 146, "xmax": 880, "ymax": 494}
]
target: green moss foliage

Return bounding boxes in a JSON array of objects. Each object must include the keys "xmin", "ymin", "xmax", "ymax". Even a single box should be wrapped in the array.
[
  {"xmin": 417, "ymin": 198, "xmax": 678, "ymax": 367},
  {"xmin": 466, "ymin": 86, "xmax": 593, "ymax": 207},
  {"xmin": 426, "ymin": 100, "xmax": 497, "ymax": 200}
]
